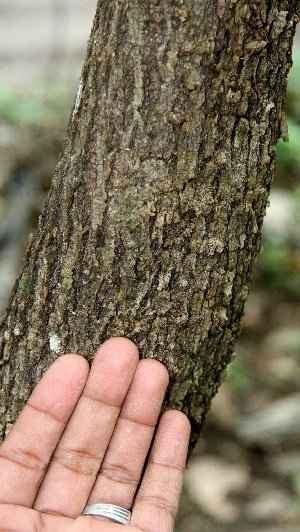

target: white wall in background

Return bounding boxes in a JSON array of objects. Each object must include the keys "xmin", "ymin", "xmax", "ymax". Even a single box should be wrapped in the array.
[{"xmin": 0, "ymin": 0, "xmax": 97, "ymax": 90}]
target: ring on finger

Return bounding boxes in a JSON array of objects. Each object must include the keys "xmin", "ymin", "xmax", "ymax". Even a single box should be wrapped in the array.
[{"xmin": 82, "ymin": 503, "xmax": 131, "ymax": 525}]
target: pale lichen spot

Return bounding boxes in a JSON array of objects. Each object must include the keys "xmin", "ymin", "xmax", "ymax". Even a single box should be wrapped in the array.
[
  {"xmin": 49, "ymin": 333, "xmax": 63, "ymax": 354},
  {"xmin": 217, "ymin": 150, "xmax": 227, "ymax": 165},
  {"xmin": 4, "ymin": 331, "xmax": 10, "ymax": 341},
  {"xmin": 14, "ymin": 325, "xmax": 21, "ymax": 336},
  {"xmin": 72, "ymin": 77, "xmax": 83, "ymax": 120}
]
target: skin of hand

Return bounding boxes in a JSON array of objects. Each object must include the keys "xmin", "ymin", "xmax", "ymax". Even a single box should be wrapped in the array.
[{"xmin": 0, "ymin": 337, "xmax": 190, "ymax": 532}]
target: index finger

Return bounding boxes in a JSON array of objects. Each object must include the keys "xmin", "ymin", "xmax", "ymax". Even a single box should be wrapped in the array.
[{"xmin": 0, "ymin": 354, "xmax": 89, "ymax": 507}]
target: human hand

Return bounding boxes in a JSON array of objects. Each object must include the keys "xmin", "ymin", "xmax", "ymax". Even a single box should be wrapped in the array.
[{"xmin": 0, "ymin": 337, "xmax": 190, "ymax": 531}]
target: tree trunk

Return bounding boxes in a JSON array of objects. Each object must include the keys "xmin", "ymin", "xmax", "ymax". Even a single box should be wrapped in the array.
[{"xmin": 1, "ymin": 0, "xmax": 299, "ymax": 449}]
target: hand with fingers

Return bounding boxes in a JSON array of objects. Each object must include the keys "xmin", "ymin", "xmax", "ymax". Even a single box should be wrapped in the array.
[{"xmin": 0, "ymin": 337, "xmax": 190, "ymax": 532}]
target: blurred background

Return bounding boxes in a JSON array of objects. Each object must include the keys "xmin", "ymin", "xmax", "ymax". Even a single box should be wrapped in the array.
[{"xmin": 0, "ymin": 2, "xmax": 300, "ymax": 531}]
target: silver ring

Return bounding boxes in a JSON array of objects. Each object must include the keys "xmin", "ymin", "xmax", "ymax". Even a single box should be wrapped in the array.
[{"xmin": 82, "ymin": 503, "xmax": 131, "ymax": 525}]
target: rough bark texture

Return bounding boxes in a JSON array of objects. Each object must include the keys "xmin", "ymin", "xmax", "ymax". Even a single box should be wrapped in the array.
[{"xmin": 1, "ymin": 0, "xmax": 299, "ymax": 449}]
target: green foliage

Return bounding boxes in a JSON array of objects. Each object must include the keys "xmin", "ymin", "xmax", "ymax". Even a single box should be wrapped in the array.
[
  {"xmin": 292, "ymin": 473, "xmax": 300, "ymax": 510},
  {"xmin": 276, "ymin": 45, "xmax": 300, "ymax": 186},
  {"xmin": 256, "ymin": 235, "xmax": 300, "ymax": 295},
  {"xmin": 0, "ymin": 85, "xmax": 44, "ymax": 126},
  {"xmin": 227, "ymin": 358, "xmax": 253, "ymax": 396},
  {"xmin": 276, "ymin": 119, "xmax": 300, "ymax": 183},
  {"xmin": 293, "ymin": 184, "xmax": 300, "ymax": 220},
  {"xmin": 0, "ymin": 81, "xmax": 72, "ymax": 128},
  {"xmin": 258, "ymin": 45, "xmax": 300, "ymax": 295}
]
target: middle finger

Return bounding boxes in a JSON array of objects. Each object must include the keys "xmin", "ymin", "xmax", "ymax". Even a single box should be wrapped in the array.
[
  {"xmin": 87, "ymin": 358, "xmax": 169, "ymax": 510},
  {"xmin": 34, "ymin": 337, "xmax": 139, "ymax": 518}
]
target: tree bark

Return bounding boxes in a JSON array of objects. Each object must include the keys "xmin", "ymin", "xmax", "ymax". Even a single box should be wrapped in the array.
[{"xmin": 0, "ymin": 0, "xmax": 299, "ymax": 449}]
